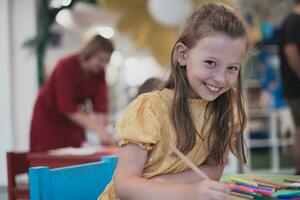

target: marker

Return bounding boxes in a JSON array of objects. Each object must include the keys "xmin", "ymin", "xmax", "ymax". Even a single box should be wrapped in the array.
[
  {"xmin": 227, "ymin": 183, "xmax": 255, "ymax": 193},
  {"xmin": 272, "ymin": 190, "xmax": 300, "ymax": 199},
  {"xmin": 232, "ymin": 183, "xmax": 274, "ymax": 197},
  {"xmin": 285, "ymin": 183, "xmax": 300, "ymax": 189},
  {"xmin": 235, "ymin": 182, "xmax": 274, "ymax": 192},
  {"xmin": 230, "ymin": 177, "xmax": 258, "ymax": 186},
  {"xmin": 254, "ymin": 189, "xmax": 273, "ymax": 197},
  {"xmin": 230, "ymin": 189, "xmax": 270, "ymax": 200}
]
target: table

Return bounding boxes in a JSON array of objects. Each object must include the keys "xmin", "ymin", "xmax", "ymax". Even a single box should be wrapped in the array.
[
  {"xmin": 27, "ymin": 146, "xmax": 117, "ymax": 168},
  {"xmin": 221, "ymin": 173, "xmax": 300, "ymax": 199}
]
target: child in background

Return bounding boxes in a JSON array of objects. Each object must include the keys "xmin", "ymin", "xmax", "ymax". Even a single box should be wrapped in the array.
[
  {"xmin": 136, "ymin": 77, "xmax": 162, "ymax": 97},
  {"xmin": 99, "ymin": 2, "xmax": 249, "ymax": 200}
]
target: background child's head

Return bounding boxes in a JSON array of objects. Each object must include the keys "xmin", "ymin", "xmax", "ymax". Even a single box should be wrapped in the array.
[
  {"xmin": 164, "ymin": 2, "xmax": 248, "ymax": 164},
  {"xmin": 136, "ymin": 77, "xmax": 162, "ymax": 97}
]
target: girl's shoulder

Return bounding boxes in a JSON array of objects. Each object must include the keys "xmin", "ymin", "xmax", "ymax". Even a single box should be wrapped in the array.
[
  {"xmin": 134, "ymin": 88, "xmax": 173, "ymax": 106},
  {"xmin": 123, "ymin": 88, "xmax": 173, "ymax": 118}
]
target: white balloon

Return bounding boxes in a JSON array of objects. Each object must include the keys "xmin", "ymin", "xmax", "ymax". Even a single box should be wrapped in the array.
[{"xmin": 147, "ymin": 0, "xmax": 193, "ymax": 27}]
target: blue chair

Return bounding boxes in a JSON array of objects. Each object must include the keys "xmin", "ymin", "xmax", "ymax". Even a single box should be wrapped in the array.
[{"xmin": 29, "ymin": 156, "xmax": 118, "ymax": 200}]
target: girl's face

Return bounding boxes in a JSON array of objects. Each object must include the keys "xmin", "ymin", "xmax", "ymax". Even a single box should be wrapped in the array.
[
  {"xmin": 84, "ymin": 51, "xmax": 111, "ymax": 74},
  {"xmin": 176, "ymin": 33, "xmax": 246, "ymax": 101}
]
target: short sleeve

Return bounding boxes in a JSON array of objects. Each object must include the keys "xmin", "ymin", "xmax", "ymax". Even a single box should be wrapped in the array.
[
  {"xmin": 116, "ymin": 94, "xmax": 160, "ymax": 150},
  {"xmin": 53, "ymin": 60, "xmax": 79, "ymax": 114}
]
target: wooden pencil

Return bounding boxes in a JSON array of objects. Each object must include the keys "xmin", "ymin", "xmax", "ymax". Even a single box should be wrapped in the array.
[
  {"xmin": 171, "ymin": 145, "xmax": 209, "ymax": 180},
  {"xmin": 257, "ymin": 182, "xmax": 278, "ymax": 190},
  {"xmin": 251, "ymin": 177, "xmax": 287, "ymax": 189},
  {"xmin": 230, "ymin": 191, "xmax": 254, "ymax": 199},
  {"xmin": 284, "ymin": 178, "xmax": 300, "ymax": 183},
  {"xmin": 171, "ymin": 145, "xmax": 256, "ymax": 199}
]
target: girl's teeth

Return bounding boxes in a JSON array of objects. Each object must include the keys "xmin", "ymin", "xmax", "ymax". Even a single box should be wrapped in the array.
[{"xmin": 207, "ymin": 84, "xmax": 220, "ymax": 91}]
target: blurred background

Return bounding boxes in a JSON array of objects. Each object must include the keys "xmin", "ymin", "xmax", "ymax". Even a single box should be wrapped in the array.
[{"xmin": 0, "ymin": 0, "xmax": 297, "ymax": 198}]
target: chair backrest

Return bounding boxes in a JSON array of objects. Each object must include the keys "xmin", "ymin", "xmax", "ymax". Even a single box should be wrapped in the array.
[
  {"xmin": 6, "ymin": 152, "xmax": 30, "ymax": 200},
  {"xmin": 29, "ymin": 156, "xmax": 118, "ymax": 200}
]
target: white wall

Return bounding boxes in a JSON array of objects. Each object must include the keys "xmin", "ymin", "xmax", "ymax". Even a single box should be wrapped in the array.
[
  {"xmin": 45, "ymin": 24, "xmax": 82, "ymax": 75},
  {"xmin": 10, "ymin": 0, "xmax": 38, "ymax": 151},
  {"xmin": 0, "ymin": 0, "xmax": 14, "ymax": 186},
  {"xmin": 0, "ymin": 0, "xmax": 37, "ymax": 186}
]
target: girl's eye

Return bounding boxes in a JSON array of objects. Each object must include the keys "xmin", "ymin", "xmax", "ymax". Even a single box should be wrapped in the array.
[
  {"xmin": 227, "ymin": 66, "xmax": 240, "ymax": 73},
  {"xmin": 204, "ymin": 60, "xmax": 217, "ymax": 67}
]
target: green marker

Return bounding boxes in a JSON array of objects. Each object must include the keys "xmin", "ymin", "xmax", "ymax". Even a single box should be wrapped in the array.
[{"xmin": 272, "ymin": 190, "xmax": 300, "ymax": 199}]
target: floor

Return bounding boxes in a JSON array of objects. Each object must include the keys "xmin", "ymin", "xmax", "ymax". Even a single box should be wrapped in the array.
[{"xmin": 0, "ymin": 186, "xmax": 8, "ymax": 200}]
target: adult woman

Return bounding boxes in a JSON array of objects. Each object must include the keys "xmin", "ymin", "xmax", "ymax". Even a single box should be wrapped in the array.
[{"xmin": 30, "ymin": 35, "xmax": 115, "ymax": 152}]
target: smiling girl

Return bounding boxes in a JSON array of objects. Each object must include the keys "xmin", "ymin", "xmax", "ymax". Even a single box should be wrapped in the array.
[{"xmin": 99, "ymin": 2, "xmax": 249, "ymax": 200}]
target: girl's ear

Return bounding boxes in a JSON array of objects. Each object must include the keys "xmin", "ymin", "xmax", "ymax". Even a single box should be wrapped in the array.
[{"xmin": 174, "ymin": 42, "xmax": 188, "ymax": 66}]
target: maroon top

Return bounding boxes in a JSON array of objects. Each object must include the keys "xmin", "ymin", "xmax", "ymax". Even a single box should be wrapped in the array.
[{"xmin": 30, "ymin": 55, "xmax": 108, "ymax": 152}]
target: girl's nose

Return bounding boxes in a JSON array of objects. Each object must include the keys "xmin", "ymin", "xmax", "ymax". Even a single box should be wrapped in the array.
[{"xmin": 212, "ymin": 69, "xmax": 227, "ymax": 85}]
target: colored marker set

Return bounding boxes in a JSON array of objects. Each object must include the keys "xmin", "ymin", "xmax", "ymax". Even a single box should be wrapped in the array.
[
  {"xmin": 228, "ymin": 177, "xmax": 300, "ymax": 199},
  {"xmin": 170, "ymin": 146, "xmax": 300, "ymax": 199}
]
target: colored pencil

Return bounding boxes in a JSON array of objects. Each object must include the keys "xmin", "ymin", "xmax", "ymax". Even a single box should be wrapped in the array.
[
  {"xmin": 171, "ymin": 145, "xmax": 209, "ymax": 180},
  {"xmin": 230, "ymin": 177, "xmax": 258, "ymax": 186},
  {"xmin": 227, "ymin": 183, "xmax": 255, "ymax": 193},
  {"xmin": 257, "ymin": 182, "xmax": 278, "ymax": 190},
  {"xmin": 233, "ymin": 183, "xmax": 274, "ymax": 196},
  {"xmin": 284, "ymin": 178, "xmax": 300, "ymax": 183},
  {"xmin": 251, "ymin": 177, "xmax": 287, "ymax": 189},
  {"xmin": 235, "ymin": 182, "xmax": 274, "ymax": 192},
  {"xmin": 171, "ymin": 146, "xmax": 274, "ymax": 199},
  {"xmin": 230, "ymin": 191, "xmax": 254, "ymax": 199}
]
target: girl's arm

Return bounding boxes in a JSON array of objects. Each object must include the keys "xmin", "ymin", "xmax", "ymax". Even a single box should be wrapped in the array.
[
  {"xmin": 114, "ymin": 143, "xmax": 231, "ymax": 200},
  {"xmin": 150, "ymin": 148, "xmax": 230, "ymax": 184}
]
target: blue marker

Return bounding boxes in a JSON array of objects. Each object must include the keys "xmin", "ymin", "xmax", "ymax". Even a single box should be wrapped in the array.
[{"xmin": 235, "ymin": 182, "xmax": 274, "ymax": 192}]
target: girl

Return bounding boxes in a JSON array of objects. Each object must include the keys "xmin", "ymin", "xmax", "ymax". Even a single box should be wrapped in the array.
[{"xmin": 99, "ymin": 2, "xmax": 248, "ymax": 200}]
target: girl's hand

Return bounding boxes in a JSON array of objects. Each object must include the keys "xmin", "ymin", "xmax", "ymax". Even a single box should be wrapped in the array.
[{"xmin": 191, "ymin": 179, "xmax": 231, "ymax": 200}]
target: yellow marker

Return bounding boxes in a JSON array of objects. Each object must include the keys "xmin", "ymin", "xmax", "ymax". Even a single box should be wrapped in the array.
[{"xmin": 230, "ymin": 177, "xmax": 258, "ymax": 186}]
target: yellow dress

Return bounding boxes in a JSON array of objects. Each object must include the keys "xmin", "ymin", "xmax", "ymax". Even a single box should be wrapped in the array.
[{"xmin": 99, "ymin": 88, "xmax": 218, "ymax": 200}]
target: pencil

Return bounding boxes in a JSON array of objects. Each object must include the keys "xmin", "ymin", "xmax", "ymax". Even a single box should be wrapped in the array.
[
  {"xmin": 284, "ymin": 178, "xmax": 300, "ymax": 183},
  {"xmin": 230, "ymin": 177, "xmax": 258, "ymax": 186},
  {"xmin": 251, "ymin": 177, "xmax": 287, "ymax": 189},
  {"xmin": 171, "ymin": 145, "xmax": 209, "ymax": 180},
  {"xmin": 257, "ymin": 182, "xmax": 277, "ymax": 190},
  {"xmin": 171, "ymin": 145, "xmax": 256, "ymax": 199},
  {"xmin": 230, "ymin": 191, "xmax": 254, "ymax": 199},
  {"xmin": 235, "ymin": 182, "xmax": 274, "ymax": 192}
]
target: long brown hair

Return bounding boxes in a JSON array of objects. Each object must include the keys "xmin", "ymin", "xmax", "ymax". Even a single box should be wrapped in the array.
[
  {"xmin": 164, "ymin": 2, "xmax": 248, "ymax": 164},
  {"xmin": 78, "ymin": 35, "xmax": 114, "ymax": 61}
]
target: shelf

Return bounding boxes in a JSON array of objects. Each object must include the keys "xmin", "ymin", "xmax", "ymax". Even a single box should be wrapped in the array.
[
  {"xmin": 245, "ymin": 79, "xmax": 261, "ymax": 88},
  {"xmin": 248, "ymin": 139, "xmax": 277, "ymax": 148},
  {"xmin": 248, "ymin": 109, "xmax": 271, "ymax": 118}
]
